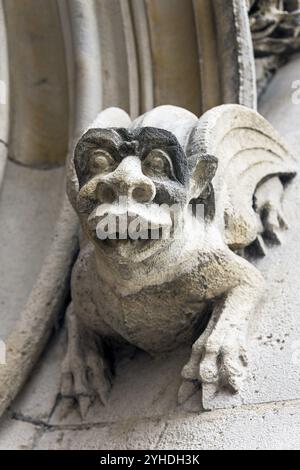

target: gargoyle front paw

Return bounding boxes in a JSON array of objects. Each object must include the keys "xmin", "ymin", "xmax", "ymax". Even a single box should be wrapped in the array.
[
  {"xmin": 179, "ymin": 332, "xmax": 248, "ymax": 402},
  {"xmin": 199, "ymin": 340, "xmax": 248, "ymax": 392},
  {"xmin": 59, "ymin": 333, "xmax": 112, "ymax": 419}
]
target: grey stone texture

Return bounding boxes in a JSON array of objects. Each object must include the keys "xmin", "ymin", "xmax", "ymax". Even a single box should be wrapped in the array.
[
  {"xmin": 35, "ymin": 401, "xmax": 300, "ymax": 450},
  {"xmin": 0, "ymin": 55, "xmax": 300, "ymax": 450},
  {"xmin": 0, "ymin": 162, "xmax": 65, "ymax": 340},
  {"xmin": 0, "ymin": 415, "xmax": 40, "ymax": 450}
]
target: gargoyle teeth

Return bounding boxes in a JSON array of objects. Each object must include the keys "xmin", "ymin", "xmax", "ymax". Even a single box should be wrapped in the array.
[{"xmin": 112, "ymin": 226, "xmax": 165, "ymax": 241}]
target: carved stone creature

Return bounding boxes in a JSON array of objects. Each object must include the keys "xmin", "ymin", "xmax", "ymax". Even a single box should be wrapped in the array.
[
  {"xmin": 248, "ymin": 1, "xmax": 300, "ymax": 94},
  {"xmin": 250, "ymin": 0, "xmax": 300, "ymax": 54},
  {"xmin": 64, "ymin": 105, "xmax": 296, "ymax": 416}
]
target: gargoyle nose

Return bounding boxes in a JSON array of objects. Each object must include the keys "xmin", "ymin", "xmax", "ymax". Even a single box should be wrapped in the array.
[
  {"xmin": 130, "ymin": 179, "xmax": 156, "ymax": 203},
  {"xmin": 98, "ymin": 156, "xmax": 156, "ymax": 204}
]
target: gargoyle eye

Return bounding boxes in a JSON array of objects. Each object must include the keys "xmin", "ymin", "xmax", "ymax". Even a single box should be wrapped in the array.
[
  {"xmin": 142, "ymin": 149, "xmax": 174, "ymax": 179},
  {"xmin": 91, "ymin": 150, "xmax": 115, "ymax": 174}
]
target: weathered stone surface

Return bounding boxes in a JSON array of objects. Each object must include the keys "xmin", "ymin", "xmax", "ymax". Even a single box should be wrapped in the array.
[
  {"xmin": 36, "ymin": 418, "xmax": 168, "ymax": 450},
  {"xmin": 12, "ymin": 332, "xmax": 66, "ymax": 422},
  {"xmin": 0, "ymin": 194, "xmax": 78, "ymax": 418},
  {"xmin": 1, "ymin": 35, "xmax": 300, "ymax": 455},
  {"xmin": 0, "ymin": 414, "xmax": 39, "ymax": 450},
  {"xmin": 3, "ymin": 55, "xmax": 299, "ymax": 445},
  {"xmin": 8, "ymin": 333, "xmax": 200, "ymax": 427},
  {"xmin": 157, "ymin": 402, "xmax": 300, "ymax": 450},
  {"xmin": 202, "ymin": 53, "xmax": 300, "ymax": 410},
  {"xmin": 35, "ymin": 401, "xmax": 300, "ymax": 450},
  {"xmin": 0, "ymin": 141, "xmax": 7, "ymax": 191},
  {"xmin": 3, "ymin": 0, "xmax": 69, "ymax": 167},
  {"xmin": 0, "ymin": 0, "xmax": 9, "ymax": 187},
  {"xmin": 203, "ymin": 181, "xmax": 300, "ymax": 408},
  {"xmin": 259, "ymin": 52, "xmax": 300, "ymax": 150},
  {"xmin": 0, "ymin": 162, "xmax": 65, "ymax": 339},
  {"xmin": 0, "ymin": 0, "xmax": 258, "ymax": 422}
]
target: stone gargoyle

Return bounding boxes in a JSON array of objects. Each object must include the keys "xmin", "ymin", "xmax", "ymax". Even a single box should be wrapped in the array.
[{"xmin": 63, "ymin": 104, "xmax": 296, "ymax": 416}]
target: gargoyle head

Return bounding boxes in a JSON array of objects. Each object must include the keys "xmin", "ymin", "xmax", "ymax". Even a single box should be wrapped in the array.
[{"xmin": 69, "ymin": 110, "xmax": 217, "ymax": 263}]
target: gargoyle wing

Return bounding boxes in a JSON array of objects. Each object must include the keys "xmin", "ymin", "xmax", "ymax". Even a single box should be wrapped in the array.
[{"xmin": 187, "ymin": 104, "xmax": 297, "ymax": 249}]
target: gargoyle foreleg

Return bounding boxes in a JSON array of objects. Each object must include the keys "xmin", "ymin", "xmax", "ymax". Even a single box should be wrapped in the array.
[
  {"xmin": 59, "ymin": 304, "xmax": 113, "ymax": 418},
  {"xmin": 180, "ymin": 263, "xmax": 264, "ymax": 398}
]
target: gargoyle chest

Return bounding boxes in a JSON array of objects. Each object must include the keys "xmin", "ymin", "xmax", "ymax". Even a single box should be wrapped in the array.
[{"xmin": 93, "ymin": 275, "xmax": 208, "ymax": 353}]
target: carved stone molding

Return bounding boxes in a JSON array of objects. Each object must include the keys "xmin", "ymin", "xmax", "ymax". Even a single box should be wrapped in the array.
[
  {"xmin": 3, "ymin": 0, "xmax": 69, "ymax": 167},
  {"xmin": 0, "ymin": 0, "xmax": 257, "ymax": 171},
  {"xmin": 0, "ymin": 0, "xmax": 9, "ymax": 186}
]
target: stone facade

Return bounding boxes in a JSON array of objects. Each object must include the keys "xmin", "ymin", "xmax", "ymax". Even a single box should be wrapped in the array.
[{"xmin": 0, "ymin": 0, "xmax": 300, "ymax": 450}]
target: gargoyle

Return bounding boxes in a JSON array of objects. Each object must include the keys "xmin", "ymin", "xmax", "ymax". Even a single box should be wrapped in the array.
[{"xmin": 63, "ymin": 104, "xmax": 296, "ymax": 416}]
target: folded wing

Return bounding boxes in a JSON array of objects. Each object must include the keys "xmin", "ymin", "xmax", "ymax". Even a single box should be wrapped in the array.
[{"xmin": 187, "ymin": 104, "xmax": 297, "ymax": 249}]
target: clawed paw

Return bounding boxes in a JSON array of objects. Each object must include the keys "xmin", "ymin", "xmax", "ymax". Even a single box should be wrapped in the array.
[
  {"xmin": 179, "ymin": 334, "xmax": 248, "ymax": 403},
  {"xmin": 198, "ymin": 343, "xmax": 248, "ymax": 392},
  {"xmin": 59, "ymin": 341, "xmax": 112, "ymax": 419}
]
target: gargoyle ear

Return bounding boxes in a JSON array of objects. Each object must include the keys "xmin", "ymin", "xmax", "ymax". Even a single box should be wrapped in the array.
[{"xmin": 189, "ymin": 154, "xmax": 218, "ymax": 199}]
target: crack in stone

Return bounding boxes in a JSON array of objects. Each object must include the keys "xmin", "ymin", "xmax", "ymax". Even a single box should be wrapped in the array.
[
  {"xmin": 47, "ymin": 393, "xmax": 62, "ymax": 423},
  {"xmin": 178, "ymin": 381, "xmax": 203, "ymax": 407},
  {"xmin": 154, "ymin": 422, "xmax": 169, "ymax": 449},
  {"xmin": 10, "ymin": 396, "xmax": 300, "ymax": 435},
  {"xmin": 31, "ymin": 426, "xmax": 48, "ymax": 450},
  {"xmin": 11, "ymin": 412, "xmax": 49, "ymax": 429}
]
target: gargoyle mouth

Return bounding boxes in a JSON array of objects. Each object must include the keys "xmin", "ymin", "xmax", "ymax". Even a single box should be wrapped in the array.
[
  {"xmin": 87, "ymin": 201, "xmax": 173, "ymax": 253},
  {"xmin": 98, "ymin": 226, "xmax": 170, "ymax": 258},
  {"xmin": 104, "ymin": 226, "xmax": 165, "ymax": 241},
  {"xmin": 101, "ymin": 226, "xmax": 167, "ymax": 250}
]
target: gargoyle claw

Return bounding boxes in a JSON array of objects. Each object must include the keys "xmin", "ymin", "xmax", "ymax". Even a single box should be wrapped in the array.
[
  {"xmin": 59, "ymin": 322, "xmax": 112, "ymax": 418},
  {"xmin": 181, "ymin": 332, "xmax": 248, "ymax": 400},
  {"xmin": 200, "ymin": 343, "xmax": 248, "ymax": 393},
  {"xmin": 59, "ymin": 353, "xmax": 112, "ymax": 418},
  {"xmin": 78, "ymin": 395, "xmax": 94, "ymax": 419}
]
